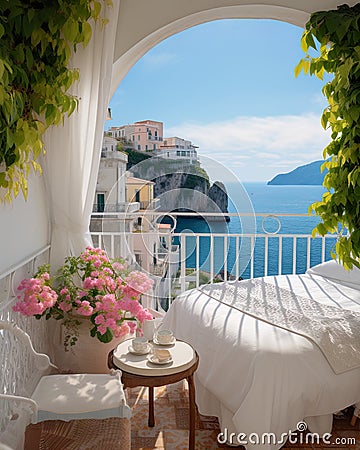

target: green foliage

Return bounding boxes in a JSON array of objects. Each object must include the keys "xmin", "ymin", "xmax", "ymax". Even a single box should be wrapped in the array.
[
  {"xmin": 0, "ymin": 0, "xmax": 111, "ymax": 203},
  {"xmin": 295, "ymin": 3, "xmax": 360, "ymax": 269},
  {"xmin": 125, "ymin": 148, "xmax": 152, "ymax": 169}
]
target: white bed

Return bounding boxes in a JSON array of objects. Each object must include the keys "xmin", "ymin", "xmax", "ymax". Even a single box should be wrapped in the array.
[{"xmin": 162, "ymin": 260, "xmax": 360, "ymax": 449}]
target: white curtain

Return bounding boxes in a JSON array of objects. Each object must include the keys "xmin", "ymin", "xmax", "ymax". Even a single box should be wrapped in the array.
[{"xmin": 43, "ymin": 0, "xmax": 120, "ymax": 270}]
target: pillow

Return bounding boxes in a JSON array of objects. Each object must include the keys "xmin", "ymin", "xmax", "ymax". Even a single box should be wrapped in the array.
[{"xmin": 306, "ymin": 259, "xmax": 360, "ymax": 287}]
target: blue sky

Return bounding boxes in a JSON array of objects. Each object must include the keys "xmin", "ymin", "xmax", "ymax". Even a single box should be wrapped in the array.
[{"xmin": 109, "ymin": 19, "xmax": 331, "ymax": 182}]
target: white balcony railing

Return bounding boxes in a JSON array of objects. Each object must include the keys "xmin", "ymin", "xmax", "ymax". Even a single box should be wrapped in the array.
[
  {"xmin": 0, "ymin": 245, "xmax": 51, "ymax": 447},
  {"xmin": 90, "ymin": 212, "xmax": 339, "ymax": 312}
]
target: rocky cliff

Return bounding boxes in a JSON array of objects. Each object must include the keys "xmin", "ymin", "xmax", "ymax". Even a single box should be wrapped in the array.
[
  {"xmin": 208, "ymin": 181, "xmax": 228, "ymax": 212},
  {"xmin": 125, "ymin": 151, "xmax": 228, "ymax": 215}
]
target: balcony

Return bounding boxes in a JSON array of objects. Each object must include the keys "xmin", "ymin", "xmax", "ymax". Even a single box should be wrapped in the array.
[
  {"xmin": 0, "ymin": 219, "xmax": 359, "ymax": 450},
  {"xmin": 139, "ymin": 198, "xmax": 160, "ymax": 210},
  {"xmin": 1, "ymin": 211, "xmax": 358, "ymax": 450},
  {"xmin": 100, "ymin": 149, "xmax": 128, "ymax": 162},
  {"xmin": 92, "ymin": 202, "xmax": 140, "ymax": 214},
  {"xmin": 2, "ymin": 1, "xmax": 360, "ymax": 448}
]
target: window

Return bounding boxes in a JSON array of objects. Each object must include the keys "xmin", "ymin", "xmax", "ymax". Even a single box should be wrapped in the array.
[
  {"xmin": 97, "ymin": 193, "xmax": 105, "ymax": 212},
  {"xmin": 135, "ymin": 190, "xmax": 140, "ymax": 202},
  {"xmin": 145, "ymin": 145, "xmax": 148, "ymax": 151},
  {"xmin": 138, "ymin": 135, "xmax": 140, "ymax": 140},
  {"xmin": 138, "ymin": 145, "xmax": 141, "ymax": 150},
  {"xmin": 135, "ymin": 253, "xmax": 142, "ymax": 266}
]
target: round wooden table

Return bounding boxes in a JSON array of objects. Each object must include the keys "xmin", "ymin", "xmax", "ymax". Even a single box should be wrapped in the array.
[{"xmin": 108, "ymin": 339, "xmax": 199, "ymax": 450}]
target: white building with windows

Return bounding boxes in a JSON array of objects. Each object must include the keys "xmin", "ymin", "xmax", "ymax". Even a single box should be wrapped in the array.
[
  {"xmin": 94, "ymin": 138, "xmax": 130, "ymax": 212},
  {"xmin": 156, "ymin": 136, "xmax": 199, "ymax": 164}
]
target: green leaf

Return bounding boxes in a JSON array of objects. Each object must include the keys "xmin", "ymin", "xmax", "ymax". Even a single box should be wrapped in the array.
[
  {"xmin": 294, "ymin": 60, "xmax": 303, "ymax": 78},
  {"xmin": 300, "ymin": 31, "xmax": 309, "ymax": 53},
  {"xmin": 25, "ymin": 48, "xmax": 34, "ymax": 71},
  {"xmin": 82, "ymin": 21, "xmax": 92, "ymax": 47},
  {"xmin": 93, "ymin": 1, "xmax": 102, "ymax": 20},
  {"xmin": 63, "ymin": 19, "xmax": 79, "ymax": 42},
  {"xmin": 45, "ymin": 104, "xmax": 56, "ymax": 126},
  {"xmin": 305, "ymin": 32, "xmax": 317, "ymax": 50},
  {"xmin": 0, "ymin": 0, "xmax": 110, "ymax": 203},
  {"xmin": 0, "ymin": 172, "xmax": 9, "ymax": 188},
  {"xmin": 97, "ymin": 328, "xmax": 113, "ymax": 343}
]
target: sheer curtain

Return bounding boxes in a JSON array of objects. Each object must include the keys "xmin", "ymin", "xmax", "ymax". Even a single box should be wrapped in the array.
[{"xmin": 43, "ymin": 0, "xmax": 120, "ymax": 270}]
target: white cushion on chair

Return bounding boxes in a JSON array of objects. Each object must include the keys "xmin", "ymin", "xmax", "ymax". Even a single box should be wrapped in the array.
[{"xmin": 31, "ymin": 374, "xmax": 131, "ymax": 422}]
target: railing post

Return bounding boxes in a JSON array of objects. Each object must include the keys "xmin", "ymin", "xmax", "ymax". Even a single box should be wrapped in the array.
[
  {"xmin": 235, "ymin": 235, "xmax": 239, "ymax": 280},
  {"xmin": 264, "ymin": 236, "xmax": 269, "ymax": 277},
  {"xmin": 278, "ymin": 236, "xmax": 282, "ymax": 275},
  {"xmin": 180, "ymin": 234, "xmax": 186, "ymax": 293},
  {"xmin": 210, "ymin": 235, "xmax": 214, "ymax": 283},
  {"xmin": 223, "ymin": 235, "xmax": 228, "ymax": 281},
  {"xmin": 196, "ymin": 235, "xmax": 200, "ymax": 288},
  {"xmin": 293, "ymin": 237, "xmax": 297, "ymax": 274},
  {"xmin": 306, "ymin": 237, "xmax": 311, "ymax": 270}
]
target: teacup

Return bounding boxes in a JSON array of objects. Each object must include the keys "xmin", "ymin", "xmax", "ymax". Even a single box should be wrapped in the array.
[
  {"xmin": 156, "ymin": 329, "xmax": 174, "ymax": 344},
  {"xmin": 132, "ymin": 337, "xmax": 149, "ymax": 353},
  {"xmin": 154, "ymin": 348, "xmax": 171, "ymax": 362}
]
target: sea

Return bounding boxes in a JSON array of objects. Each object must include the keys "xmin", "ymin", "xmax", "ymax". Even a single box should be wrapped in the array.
[{"xmin": 173, "ymin": 182, "xmax": 335, "ymax": 280}]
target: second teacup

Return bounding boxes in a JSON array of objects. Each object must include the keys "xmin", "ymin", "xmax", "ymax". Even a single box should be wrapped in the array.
[
  {"xmin": 132, "ymin": 337, "xmax": 149, "ymax": 353},
  {"xmin": 156, "ymin": 329, "xmax": 174, "ymax": 344}
]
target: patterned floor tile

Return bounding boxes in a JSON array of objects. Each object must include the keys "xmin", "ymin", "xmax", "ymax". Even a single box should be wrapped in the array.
[{"xmin": 129, "ymin": 382, "xmax": 360, "ymax": 450}]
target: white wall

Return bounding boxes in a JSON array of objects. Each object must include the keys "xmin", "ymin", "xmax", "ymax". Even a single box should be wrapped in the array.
[{"xmin": 0, "ymin": 173, "xmax": 49, "ymax": 274}]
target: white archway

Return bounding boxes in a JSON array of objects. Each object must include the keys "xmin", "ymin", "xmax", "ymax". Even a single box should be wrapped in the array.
[{"xmin": 110, "ymin": 0, "xmax": 358, "ymax": 96}]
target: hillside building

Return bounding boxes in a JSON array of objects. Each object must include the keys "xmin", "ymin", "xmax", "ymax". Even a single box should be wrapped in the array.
[
  {"xmin": 108, "ymin": 120, "xmax": 163, "ymax": 152},
  {"xmin": 156, "ymin": 136, "xmax": 199, "ymax": 164}
]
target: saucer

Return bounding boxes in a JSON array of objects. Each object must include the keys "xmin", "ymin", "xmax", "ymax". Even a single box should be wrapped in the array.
[
  {"xmin": 153, "ymin": 336, "xmax": 176, "ymax": 346},
  {"xmin": 128, "ymin": 345, "xmax": 151, "ymax": 356},
  {"xmin": 148, "ymin": 355, "xmax": 173, "ymax": 365}
]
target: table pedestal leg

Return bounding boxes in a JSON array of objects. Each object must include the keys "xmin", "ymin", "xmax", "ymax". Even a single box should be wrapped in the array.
[
  {"xmin": 187, "ymin": 374, "xmax": 196, "ymax": 450},
  {"xmin": 148, "ymin": 386, "xmax": 155, "ymax": 427}
]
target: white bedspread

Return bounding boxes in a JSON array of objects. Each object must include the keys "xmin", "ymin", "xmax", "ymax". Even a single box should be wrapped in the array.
[
  {"xmin": 162, "ymin": 273, "xmax": 360, "ymax": 449},
  {"xmin": 198, "ymin": 279, "xmax": 360, "ymax": 374}
]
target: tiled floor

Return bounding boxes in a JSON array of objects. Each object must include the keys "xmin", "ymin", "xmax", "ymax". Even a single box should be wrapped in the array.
[{"xmin": 128, "ymin": 381, "xmax": 360, "ymax": 450}]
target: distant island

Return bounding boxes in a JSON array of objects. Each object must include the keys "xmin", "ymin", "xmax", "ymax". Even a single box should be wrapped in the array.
[{"xmin": 267, "ymin": 160, "xmax": 327, "ymax": 186}]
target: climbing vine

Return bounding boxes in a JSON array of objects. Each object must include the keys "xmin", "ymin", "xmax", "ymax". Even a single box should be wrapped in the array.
[
  {"xmin": 0, "ymin": 0, "xmax": 111, "ymax": 202},
  {"xmin": 296, "ymin": 3, "xmax": 360, "ymax": 269}
]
